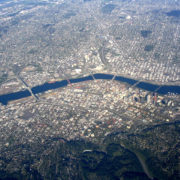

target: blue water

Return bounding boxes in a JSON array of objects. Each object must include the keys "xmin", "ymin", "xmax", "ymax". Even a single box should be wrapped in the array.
[
  {"xmin": 69, "ymin": 75, "xmax": 93, "ymax": 84},
  {"xmin": 115, "ymin": 76, "xmax": 137, "ymax": 85},
  {"xmin": 0, "ymin": 90, "xmax": 31, "ymax": 105},
  {"xmin": 136, "ymin": 82, "xmax": 159, "ymax": 92},
  {"xmin": 32, "ymin": 80, "xmax": 68, "ymax": 94},
  {"xmin": 0, "ymin": 73, "xmax": 180, "ymax": 105},
  {"xmin": 157, "ymin": 86, "xmax": 180, "ymax": 94},
  {"xmin": 94, "ymin": 73, "xmax": 114, "ymax": 80}
]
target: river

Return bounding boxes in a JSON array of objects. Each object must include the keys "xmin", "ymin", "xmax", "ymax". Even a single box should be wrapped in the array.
[{"xmin": 0, "ymin": 73, "xmax": 180, "ymax": 105}]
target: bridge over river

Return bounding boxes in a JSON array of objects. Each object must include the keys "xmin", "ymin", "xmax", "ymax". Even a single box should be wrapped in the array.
[{"xmin": 0, "ymin": 73, "xmax": 180, "ymax": 105}]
